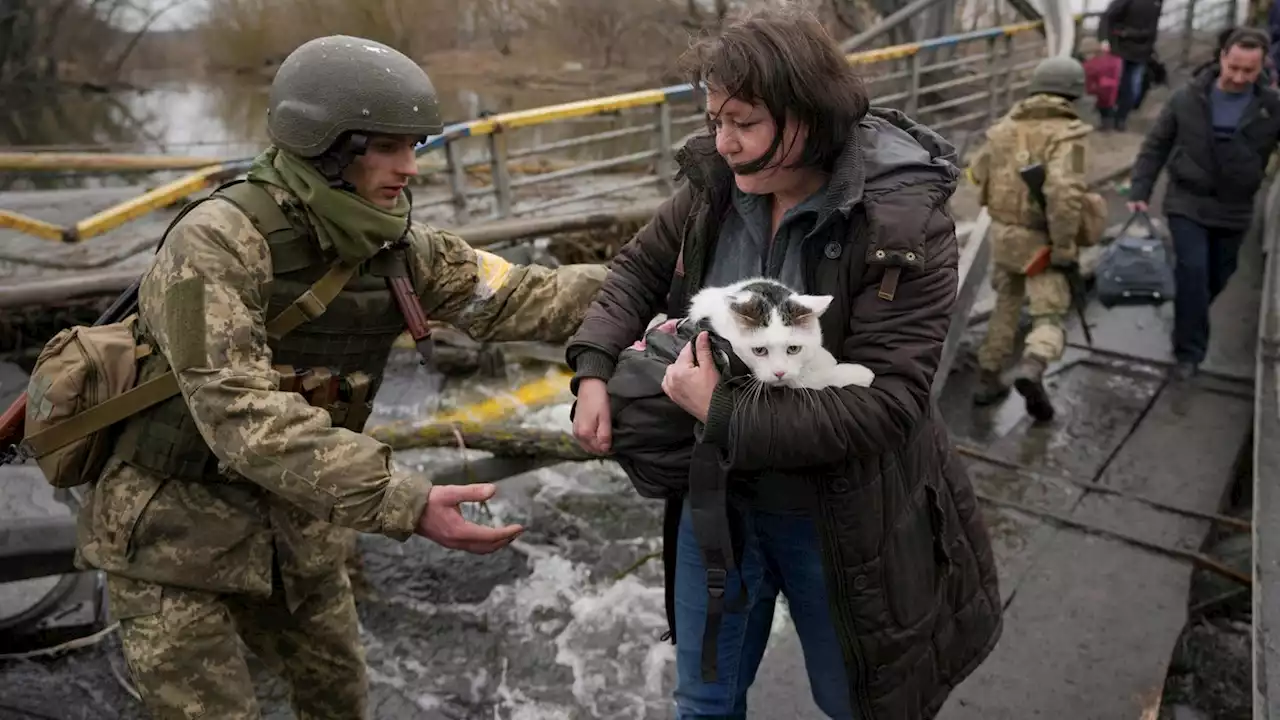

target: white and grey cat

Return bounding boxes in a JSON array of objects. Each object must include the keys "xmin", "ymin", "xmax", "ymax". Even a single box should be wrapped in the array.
[{"xmin": 685, "ymin": 277, "xmax": 876, "ymax": 390}]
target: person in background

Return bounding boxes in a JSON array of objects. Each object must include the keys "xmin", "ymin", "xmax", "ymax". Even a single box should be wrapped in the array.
[
  {"xmin": 1128, "ymin": 27, "xmax": 1280, "ymax": 379},
  {"xmin": 967, "ymin": 57, "xmax": 1099, "ymax": 421},
  {"xmin": 1085, "ymin": 40, "xmax": 1125, "ymax": 129},
  {"xmin": 1097, "ymin": 0, "xmax": 1162, "ymax": 130}
]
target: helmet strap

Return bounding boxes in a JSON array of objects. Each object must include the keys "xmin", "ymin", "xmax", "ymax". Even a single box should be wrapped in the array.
[{"xmin": 314, "ymin": 132, "xmax": 369, "ymax": 192}]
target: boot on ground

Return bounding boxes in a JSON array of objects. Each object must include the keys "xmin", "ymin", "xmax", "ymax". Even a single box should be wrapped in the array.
[
  {"xmin": 973, "ymin": 368, "xmax": 1011, "ymax": 406},
  {"xmin": 1009, "ymin": 357, "xmax": 1055, "ymax": 423}
]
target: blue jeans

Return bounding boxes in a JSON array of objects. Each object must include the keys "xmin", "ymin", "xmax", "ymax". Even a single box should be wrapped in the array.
[
  {"xmin": 673, "ymin": 499, "xmax": 857, "ymax": 719},
  {"xmin": 1114, "ymin": 59, "xmax": 1146, "ymax": 125},
  {"xmin": 1169, "ymin": 215, "xmax": 1246, "ymax": 364}
]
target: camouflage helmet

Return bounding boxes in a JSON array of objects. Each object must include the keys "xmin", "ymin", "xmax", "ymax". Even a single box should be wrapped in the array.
[
  {"xmin": 1028, "ymin": 55, "xmax": 1087, "ymax": 99},
  {"xmin": 267, "ymin": 35, "xmax": 444, "ymax": 158}
]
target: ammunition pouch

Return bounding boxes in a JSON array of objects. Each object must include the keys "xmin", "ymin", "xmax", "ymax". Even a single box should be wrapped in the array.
[{"xmin": 275, "ymin": 366, "xmax": 376, "ymax": 432}]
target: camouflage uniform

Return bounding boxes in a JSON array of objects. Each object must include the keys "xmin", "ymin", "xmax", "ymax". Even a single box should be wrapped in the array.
[
  {"xmin": 967, "ymin": 56, "xmax": 1091, "ymax": 421},
  {"xmin": 75, "ymin": 36, "xmax": 607, "ymax": 720}
]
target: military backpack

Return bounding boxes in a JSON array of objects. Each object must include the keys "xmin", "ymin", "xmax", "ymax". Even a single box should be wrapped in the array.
[{"xmin": 19, "ymin": 180, "xmax": 387, "ymax": 489}]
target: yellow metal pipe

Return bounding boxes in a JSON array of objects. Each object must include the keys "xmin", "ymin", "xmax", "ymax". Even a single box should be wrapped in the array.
[
  {"xmin": 0, "ymin": 152, "xmax": 227, "ymax": 172},
  {"xmin": 72, "ymin": 164, "xmax": 228, "ymax": 241},
  {"xmin": 467, "ymin": 89, "xmax": 669, "ymax": 138},
  {"xmin": 0, "ymin": 210, "xmax": 66, "ymax": 242},
  {"xmin": 427, "ymin": 369, "xmax": 574, "ymax": 425}
]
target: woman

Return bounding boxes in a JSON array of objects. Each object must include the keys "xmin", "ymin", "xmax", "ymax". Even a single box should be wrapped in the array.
[{"xmin": 567, "ymin": 7, "xmax": 1002, "ymax": 719}]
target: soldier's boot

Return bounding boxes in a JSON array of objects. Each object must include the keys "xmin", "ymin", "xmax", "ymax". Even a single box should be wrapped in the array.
[
  {"xmin": 973, "ymin": 369, "xmax": 1011, "ymax": 406},
  {"xmin": 1009, "ymin": 356, "xmax": 1055, "ymax": 423}
]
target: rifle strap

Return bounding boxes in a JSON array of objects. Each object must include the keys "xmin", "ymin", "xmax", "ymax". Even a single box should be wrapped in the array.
[{"xmin": 386, "ymin": 246, "xmax": 435, "ymax": 365}]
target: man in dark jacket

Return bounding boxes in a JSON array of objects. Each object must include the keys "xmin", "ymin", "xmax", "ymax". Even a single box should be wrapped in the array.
[
  {"xmin": 1129, "ymin": 27, "xmax": 1280, "ymax": 378},
  {"xmin": 1098, "ymin": 0, "xmax": 1163, "ymax": 129}
]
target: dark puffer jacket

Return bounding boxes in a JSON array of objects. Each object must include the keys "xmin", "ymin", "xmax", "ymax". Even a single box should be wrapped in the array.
[
  {"xmin": 566, "ymin": 107, "xmax": 1003, "ymax": 720},
  {"xmin": 1130, "ymin": 64, "xmax": 1280, "ymax": 230}
]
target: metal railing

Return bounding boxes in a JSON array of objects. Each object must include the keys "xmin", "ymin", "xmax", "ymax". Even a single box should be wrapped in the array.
[
  {"xmin": 1, "ymin": 19, "xmax": 1053, "ymax": 244},
  {"xmin": 0, "ymin": 0, "xmax": 1236, "ymax": 245},
  {"xmin": 1253, "ymin": 155, "xmax": 1280, "ymax": 720},
  {"xmin": 413, "ymin": 20, "xmax": 1051, "ymax": 225}
]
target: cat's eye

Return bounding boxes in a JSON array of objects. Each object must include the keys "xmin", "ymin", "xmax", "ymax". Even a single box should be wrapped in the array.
[
  {"xmin": 752, "ymin": 347, "xmax": 768, "ymax": 356},
  {"xmin": 787, "ymin": 346, "xmax": 801, "ymax": 355}
]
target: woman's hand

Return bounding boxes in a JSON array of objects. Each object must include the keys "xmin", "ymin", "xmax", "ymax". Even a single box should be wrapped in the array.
[
  {"xmin": 662, "ymin": 331, "xmax": 720, "ymax": 423},
  {"xmin": 573, "ymin": 378, "xmax": 613, "ymax": 455}
]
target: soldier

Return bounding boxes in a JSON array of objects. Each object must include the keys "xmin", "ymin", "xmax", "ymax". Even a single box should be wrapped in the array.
[
  {"xmin": 967, "ymin": 56, "xmax": 1091, "ymax": 422},
  {"xmin": 74, "ymin": 36, "xmax": 607, "ymax": 719}
]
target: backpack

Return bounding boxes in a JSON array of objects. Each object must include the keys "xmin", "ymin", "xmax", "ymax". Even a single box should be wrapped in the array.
[
  {"xmin": 1095, "ymin": 211, "xmax": 1176, "ymax": 307},
  {"xmin": 18, "ymin": 181, "xmax": 361, "ymax": 489},
  {"xmin": 597, "ymin": 316, "xmax": 751, "ymax": 683}
]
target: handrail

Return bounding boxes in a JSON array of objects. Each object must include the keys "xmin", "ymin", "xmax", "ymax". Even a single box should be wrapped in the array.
[
  {"xmin": 416, "ymin": 19, "xmax": 1046, "ymax": 152},
  {"xmin": 0, "ymin": 18, "xmax": 1053, "ymax": 171},
  {"xmin": 1252, "ymin": 166, "xmax": 1280, "ymax": 718},
  {"xmin": 0, "ymin": 2, "xmax": 1229, "ymax": 243}
]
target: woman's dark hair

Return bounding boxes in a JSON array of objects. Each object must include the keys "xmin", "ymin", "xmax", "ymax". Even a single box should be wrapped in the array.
[{"xmin": 678, "ymin": 5, "xmax": 870, "ymax": 175}]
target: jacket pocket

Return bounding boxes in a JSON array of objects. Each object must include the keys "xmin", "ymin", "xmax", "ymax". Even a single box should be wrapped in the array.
[
  {"xmin": 881, "ymin": 459, "xmax": 945, "ymax": 629},
  {"xmin": 1166, "ymin": 147, "xmax": 1216, "ymax": 195},
  {"xmin": 81, "ymin": 459, "xmax": 165, "ymax": 571}
]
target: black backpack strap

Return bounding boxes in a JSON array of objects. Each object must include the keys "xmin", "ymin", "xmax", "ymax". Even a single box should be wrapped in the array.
[{"xmin": 687, "ymin": 440, "xmax": 748, "ymax": 683}]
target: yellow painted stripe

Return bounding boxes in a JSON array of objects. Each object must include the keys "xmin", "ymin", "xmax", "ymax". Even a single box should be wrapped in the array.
[
  {"xmin": 466, "ymin": 88, "xmax": 669, "ymax": 138},
  {"xmin": 850, "ymin": 44, "xmax": 921, "ymax": 64},
  {"xmin": 74, "ymin": 164, "xmax": 227, "ymax": 240},
  {"xmin": 0, "ymin": 210, "xmax": 66, "ymax": 242},
  {"xmin": 1001, "ymin": 20, "xmax": 1045, "ymax": 35},
  {"xmin": 0, "ymin": 152, "xmax": 225, "ymax": 172},
  {"xmin": 428, "ymin": 368, "xmax": 574, "ymax": 425}
]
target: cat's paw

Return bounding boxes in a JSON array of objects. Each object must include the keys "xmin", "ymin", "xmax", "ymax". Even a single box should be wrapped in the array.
[{"xmin": 830, "ymin": 363, "xmax": 876, "ymax": 388}]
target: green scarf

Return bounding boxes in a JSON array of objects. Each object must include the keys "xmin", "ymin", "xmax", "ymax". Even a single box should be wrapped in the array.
[{"xmin": 245, "ymin": 146, "xmax": 411, "ymax": 265}]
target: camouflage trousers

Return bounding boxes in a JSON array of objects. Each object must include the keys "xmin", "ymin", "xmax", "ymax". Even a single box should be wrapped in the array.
[
  {"xmin": 977, "ymin": 266, "xmax": 1071, "ymax": 372},
  {"xmin": 106, "ymin": 566, "xmax": 367, "ymax": 720}
]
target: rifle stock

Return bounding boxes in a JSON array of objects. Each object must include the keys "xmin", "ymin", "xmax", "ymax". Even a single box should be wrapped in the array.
[
  {"xmin": 0, "ymin": 278, "xmax": 142, "ymax": 466},
  {"xmin": 1019, "ymin": 163, "xmax": 1051, "ymax": 277}
]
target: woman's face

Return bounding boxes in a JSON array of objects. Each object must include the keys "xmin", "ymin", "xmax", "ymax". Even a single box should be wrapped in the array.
[{"xmin": 706, "ymin": 88, "xmax": 810, "ymax": 197}]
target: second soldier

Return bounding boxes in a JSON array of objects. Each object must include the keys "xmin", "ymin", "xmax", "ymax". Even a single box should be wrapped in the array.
[{"xmin": 968, "ymin": 56, "xmax": 1098, "ymax": 422}]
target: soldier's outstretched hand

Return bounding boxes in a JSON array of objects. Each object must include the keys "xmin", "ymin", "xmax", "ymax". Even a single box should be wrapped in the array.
[{"xmin": 417, "ymin": 484, "xmax": 524, "ymax": 554}]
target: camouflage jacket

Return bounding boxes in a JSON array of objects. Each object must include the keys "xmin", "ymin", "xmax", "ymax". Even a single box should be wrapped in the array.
[
  {"xmin": 76, "ymin": 187, "xmax": 607, "ymax": 605},
  {"xmin": 968, "ymin": 94, "xmax": 1091, "ymax": 272}
]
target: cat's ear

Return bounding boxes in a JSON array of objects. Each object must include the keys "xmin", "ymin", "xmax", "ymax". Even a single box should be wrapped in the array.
[{"xmin": 793, "ymin": 294, "xmax": 834, "ymax": 318}]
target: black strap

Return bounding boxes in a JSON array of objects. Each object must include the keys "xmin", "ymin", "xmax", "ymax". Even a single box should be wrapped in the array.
[{"xmin": 687, "ymin": 440, "xmax": 748, "ymax": 683}]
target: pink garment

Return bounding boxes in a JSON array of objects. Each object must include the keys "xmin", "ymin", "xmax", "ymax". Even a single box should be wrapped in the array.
[{"xmin": 1084, "ymin": 52, "xmax": 1124, "ymax": 109}]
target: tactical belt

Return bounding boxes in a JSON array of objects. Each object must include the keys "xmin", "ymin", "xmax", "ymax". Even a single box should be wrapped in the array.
[{"xmin": 687, "ymin": 440, "xmax": 748, "ymax": 683}]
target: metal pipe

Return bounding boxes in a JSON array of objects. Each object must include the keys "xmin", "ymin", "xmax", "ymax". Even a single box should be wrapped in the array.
[{"xmin": 841, "ymin": 0, "xmax": 951, "ymax": 52}]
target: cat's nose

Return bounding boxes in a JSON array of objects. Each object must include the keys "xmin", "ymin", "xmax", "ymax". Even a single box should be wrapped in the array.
[{"xmin": 774, "ymin": 370, "xmax": 786, "ymax": 379}]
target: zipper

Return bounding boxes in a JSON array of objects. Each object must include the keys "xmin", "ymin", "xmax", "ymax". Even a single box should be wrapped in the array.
[
  {"xmin": 72, "ymin": 331, "xmax": 98, "ymax": 410},
  {"xmin": 819, "ymin": 485, "xmax": 875, "ymax": 720}
]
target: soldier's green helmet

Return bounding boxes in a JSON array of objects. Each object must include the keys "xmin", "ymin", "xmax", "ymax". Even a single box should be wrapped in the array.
[
  {"xmin": 267, "ymin": 35, "xmax": 444, "ymax": 158},
  {"xmin": 1028, "ymin": 55, "xmax": 1087, "ymax": 99}
]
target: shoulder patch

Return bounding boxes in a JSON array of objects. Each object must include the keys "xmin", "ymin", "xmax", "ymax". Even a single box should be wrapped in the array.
[
  {"xmin": 474, "ymin": 249, "xmax": 515, "ymax": 294},
  {"xmin": 1071, "ymin": 143, "xmax": 1085, "ymax": 173},
  {"xmin": 164, "ymin": 276, "xmax": 208, "ymax": 373}
]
